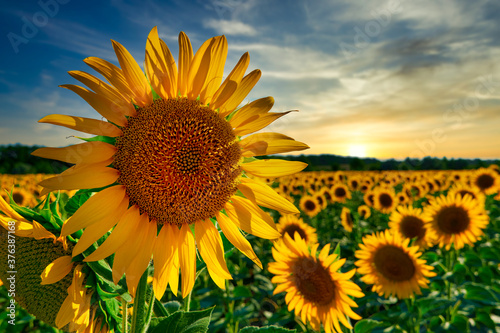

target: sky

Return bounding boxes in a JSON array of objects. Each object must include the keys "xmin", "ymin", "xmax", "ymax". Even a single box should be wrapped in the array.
[{"xmin": 1, "ymin": 0, "xmax": 499, "ymax": 160}]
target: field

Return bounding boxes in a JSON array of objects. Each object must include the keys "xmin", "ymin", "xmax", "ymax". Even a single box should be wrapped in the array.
[{"xmin": 1, "ymin": 166, "xmax": 500, "ymax": 333}]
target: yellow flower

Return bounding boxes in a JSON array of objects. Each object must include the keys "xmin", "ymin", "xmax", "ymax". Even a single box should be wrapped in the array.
[
  {"xmin": 471, "ymin": 167, "xmax": 500, "ymax": 195},
  {"xmin": 423, "ymin": 194, "xmax": 489, "ymax": 250},
  {"xmin": 299, "ymin": 195, "xmax": 321, "ymax": 218},
  {"xmin": 355, "ymin": 230, "xmax": 436, "ymax": 299},
  {"xmin": 330, "ymin": 183, "xmax": 351, "ymax": 203},
  {"xmin": 269, "ymin": 234, "xmax": 364, "ymax": 333},
  {"xmin": 33, "ymin": 27, "xmax": 308, "ymax": 299},
  {"xmin": 340, "ymin": 207, "xmax": 354, "ymax": 232},
  {"xmin": 389, "ymin": 205, "xmax": 433, "ymax": 249},
  {"xmin": 276, "ymin": 214, "xmax": 317, "ymax": 246},
  {"xmin": 373, "ymin": 187, "xmax": 396, "ymax": 214},
  {"xmin": 357, "ymin": 204, "xmax": 371, "ymax": 219}
]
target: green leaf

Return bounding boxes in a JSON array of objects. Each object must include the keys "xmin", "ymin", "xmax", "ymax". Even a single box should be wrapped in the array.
[
  {"xmin": 333, "ymin": 242, "xmax": 341, "ymax": 259},
  {"xmin": 477, "ymin": 266, "xmax": 493, "ymax": 284},
  {"xmin": 64, "ymin": 189, "xmax": 92, "ymax": 216},
  {"xmin": 76, "ymin": 135, "xmax": 116, "ymax": 145},
  {"xmin": 452, "ymin": 263, "xmax": 466, "ymax": 284},
  {"xmin": 464, "ymin": 283, "xmax": 500, "ymax": 305},
  {"xmin": 239, "ymin": 326, "xmax": 297, "ymax": 332},
  {"xmin": 163, "ymin": 301, "xmax": 182, "ymax": 315},
  {"xmin": 475, "ymin": 311, "xmax": 496, "ymax": 329},
  {"xmin": 232, "ymin": 286, "xmax": 253, "ymax": 300},
  {"xmin": 464, "ymin": 251, "xmax": 482, "ymax": 267},
  {"xmin": 149, "ymin": 307, "xmax": 214, "ymax": 333},
  {"xmin": 417, "ymin": 297, "xmax": 453, "ymax": 316},
  {"xmin": 354, "ymin": 319, "xmax": 383, "ymax": 333}
]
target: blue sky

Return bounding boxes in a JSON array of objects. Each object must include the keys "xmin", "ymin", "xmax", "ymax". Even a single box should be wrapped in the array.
[{"xmin": 1, "ymin": 0, "xmax": 500, "ymax": 159}]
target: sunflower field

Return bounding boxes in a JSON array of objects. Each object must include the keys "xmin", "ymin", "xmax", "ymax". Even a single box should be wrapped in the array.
[{"xmin": 1, "ymin": 165, "xmax": 500, "ymax": 333}]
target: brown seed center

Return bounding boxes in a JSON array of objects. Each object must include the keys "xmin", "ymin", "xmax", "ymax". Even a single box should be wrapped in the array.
[
  {"xmin": 399, "ymin": 216, "xmax": 426, "ymax": 240},
  {"xmin": 114, "ymin": 98, "xmax": 241, "ymax": 225},
  {"xmin": 334, "ymin": 187, "xmax": 346, "ymax": 198},
  {"xmin": 379, "ymin": 193, "xmax": 393, "ymax": 208},
  {"xmin": 475, "ymin": 174, "xmax": 494, "ymax": 190},
  {"xmin": 374, "ymin": 245, "xmax": 415, "ymax": 282},
  {"xmin": 436, "ymin": 205, "xmax": 470, "ymax": 234},
  {"xmin": 292, "ymin": 257, "xmax": 336, "ymax": 305},
  {"xmin": 304, "ymin": 199, "xmax": 316, "ymax": 211},
  {"xmin": 283, "ymin": 224, "xmax": 308, "ymax": 241}
]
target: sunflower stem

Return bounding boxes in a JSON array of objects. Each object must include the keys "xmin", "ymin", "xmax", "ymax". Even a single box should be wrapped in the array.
[
  {"xmin": 131, "ymin": 269, "xmax": 149, "ymax": 333},
  {"xmin": 141, "ymin": 286, "xmax": 155, "ymax": 333},
  {"xmin": 183, "ymin": 267, "xmax": 205, "ymax": 312},
  {"xmin": 122, "ymin": 298, "xmax": 129, "ymax": 333}
]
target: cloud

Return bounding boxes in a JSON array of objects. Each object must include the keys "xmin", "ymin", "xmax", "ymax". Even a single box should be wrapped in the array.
[{"xmin": 203, "ymin": 18, "xmax": 257, "ymax": 36}]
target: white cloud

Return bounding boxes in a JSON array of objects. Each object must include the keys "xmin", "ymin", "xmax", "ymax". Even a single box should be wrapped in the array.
[{"xmin": 203, "ymin": 19, "xmax": 257, "ymax": 36}]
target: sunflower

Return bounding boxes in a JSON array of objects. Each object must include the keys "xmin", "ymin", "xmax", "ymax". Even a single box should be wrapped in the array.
[
  {"xmin": 33, "ymin": 27, "xmax": 308, "ymax": 299},
  {"xmin": 355, "ymin": 230, "xmax": 436, "ymax": 299},
  {"xmin": 299, "ymin": 195, "xmax": 321, "ymax": 218},
  {"xmin": 447, "ymin": 182, "xmax": 485, "ymax": 206},
  {"xmin": 389, "ymin": 206, "xmax": 433, "ymax": 249},
  {"xmin": 363, "ymin": 190, "xmax": 375, "ymax": 207},
  {"xmin": 471, "ymin": 167, "xmax": 500, "ymax": 195},
  {"xmin": 373, "ymin": 187, "xmax": 396, "ymax": 214},
  {"xmin": 276, "ymin": 214, "xmax": 317, "ymax": 246},
  {"xmin": 330, "ymin": 183, "xmax": 351, "ymax": 203},
  {"xmin": 396, "ymin": 191, "xmax": 410, "ymax": 205},
  {"xmin": 357, "ymin": 205, "xmax": 371, "ymax": 219},
  {"xmin": 269, "ymin": 234, "xmax": 364, "ymax": 333},
  {"xmin": 340, "ymin": 207, "xmax": 354, "ymax": 232},
  {"xmin": 423, "ymin": 194, "xmax": 489, "ymax": 250},
  {"xmin": 0, "ymin": 195, "xmax": 112, "ymax": 332}
]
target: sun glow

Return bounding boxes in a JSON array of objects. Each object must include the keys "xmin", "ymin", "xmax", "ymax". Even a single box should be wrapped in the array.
[{"xmin": 348, "ymin": 144, "xmax": 367, "ymax": 157}]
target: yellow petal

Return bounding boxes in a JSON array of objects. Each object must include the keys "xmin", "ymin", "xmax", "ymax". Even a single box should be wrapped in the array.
[
  {"xmin": 60, "ymin": 84, "xmax": 128, "ymax": 126},
  {"xmin": 207, "ymin": 266, "xmax": 226, "ymax": 290},
  {"xmin": 84, "ymin": 206, "xmax": 141, "ymax": 262},
  {"xmin": 195, "ymin": 219, "xmax": 232, "ymax": 280},
  {"xmin": 241, "ymin": 159, "xmax": 307, "ymax": 178},
  {"xmin": 32, "ymin": 221, "xmax": 57, "ymax": 240},
  {"xmin": 177, "ymin": 31, "xmax": 193, "ymax": 96},
  {"xmin": 62, "ymin": 185, "xmax": 126, "ymax": 236},
  {"xmin": 238, "ymin": 178, "xmax": 299, "ymax": 214},
  {"xmin": 0, "ymin": 194, "xmax": 27, "ymax": 221},
  {"xmin": 145, "ymin": 26, "xmax": 177, "ymax": 99},
  {"xmin": 84, "ymin": 57, "xmax": 137, "ymax": 111},
  {"xmin": 55, "ymin": 292, "xmax": 78, "ymax": 328},
  {"xmin": 229, "ymin": 96, "xmax": 274, "ymax": 129},
  {"xmin": 233, "ymin": 111, "xmax": 294, "ymax": 136},
  {"xmin": 216, "ymin": 211, "xmax": 262, "ymax": 269},
  {"xmin": 187, "ymin": 36, "xmax": 217, "ymax": 100},
  {"xmin": 211, "ymin": 52, "xmax": 250, "ymax": 110},
  {"xmin": 179, "ymin": 224, "xmax": 196, "ymax": 298},
  {"xmin": 219, "ymin": 69, "xmax": 261, "ymax": 117},
  {"xmin": 72, "ymin": 196, "xmax": 129, "ymax": 256},
  {"xmin": 32, "ymin": 141, "xmax": 116, "ymax": 165},
  {"xmin": 225, "ymin": 199, "xmax": 281, "ymax": 240},
  {"xmin": 39, "ymin": 114, "xmax": 122, "ymax": 137},
  {"xmin": 199, "ymin": 36, "xmax": 227, "ymax": 105},
  {"xmin": 240, "ymin": 132, "xmax": 309, "ymax": 157},
  {"xmin": 112, "ymin": 40, "xmax": 152, "ymax": 107},
  {"xmin": 153, "ymin": 224, "xmax": 179, "ymax": 300},
  {"xmin": 112, "ymin": 213, "xmax": 151, "ymax": 284},
  {"xmin": 123, "ymin": 216, "xmax": 156, "ymax": 296},
  {"xmin": 39, "ymin": 163, "xmax": 119, "ymax": 191},
  {"xmin": 41, "ymin": 255, "xmax": 74, "ymax": 285}
]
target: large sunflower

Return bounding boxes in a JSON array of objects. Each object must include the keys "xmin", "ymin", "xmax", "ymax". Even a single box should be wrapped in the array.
[
  {"xmin": 33, "ymin": 28, "xmax": 308, "ymax": 299},
  {"xmin": 355, "ymin": 230, "xmax": 436, "ymax": 299},
  {"xmin": 423, "ymin": 194, "xmax": 489, "ymax": 250},
  {"xmin": 388, "ymin": 205, "xmax": 433, "ymax": 249},
  {"xmin": 373, "ymin": 187, "xmax": 396, "ymax": 214},
  {"xmin": 269, "ymin": 234, "xmax": 364, "ymax": 333}
]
